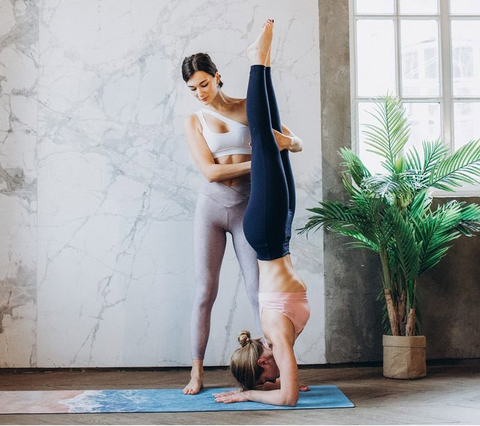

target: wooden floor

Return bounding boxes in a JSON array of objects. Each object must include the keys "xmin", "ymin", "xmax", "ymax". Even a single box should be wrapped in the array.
[{"xmin": 0, "ymin": 364, "xmax": 479, "ymax": 424}]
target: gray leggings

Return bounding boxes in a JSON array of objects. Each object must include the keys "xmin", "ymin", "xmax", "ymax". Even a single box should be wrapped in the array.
[{"xmin": 191, "ymin": 178, "xmax": 262, "ymax": 360}]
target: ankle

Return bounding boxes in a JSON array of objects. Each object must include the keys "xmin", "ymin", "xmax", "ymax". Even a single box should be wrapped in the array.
[
  {"xmin": 191, "ymin": 361, "xmax": 204, "ymax": 377},
  {"xmin": 191, "ymin": 369, "xmax": 203, "ymax": 378}
]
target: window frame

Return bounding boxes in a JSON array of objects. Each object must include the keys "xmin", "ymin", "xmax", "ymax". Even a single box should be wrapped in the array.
[{"xmin": 349, "ymin": 0, "xmax": 480, "ymax": 197}]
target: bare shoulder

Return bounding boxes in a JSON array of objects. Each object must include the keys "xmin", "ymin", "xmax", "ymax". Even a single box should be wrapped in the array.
[
  {"xmin": 227, "ymin": 97, "xmax": 246, "ymax": 111},
  {"xmin": 184, "ymin": 113, "xmax": 201, "ymax": 132},
  {"xmin": 237, "ymin": 98, "xmax": 247, "ymax": 110},
  {"xmin": 227, "ymin": 98, "xmax": 247, "ymax": 123}
]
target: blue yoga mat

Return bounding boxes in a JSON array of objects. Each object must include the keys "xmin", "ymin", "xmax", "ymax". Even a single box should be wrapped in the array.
[{"xmin": 0, "ymin": 385, "xmax": 354, "ymax": 414}]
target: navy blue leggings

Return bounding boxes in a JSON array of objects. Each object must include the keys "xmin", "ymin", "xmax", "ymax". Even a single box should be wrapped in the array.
[{"xmin": 243, "ymin": 65, "xmax": 296, "ymax": 261}]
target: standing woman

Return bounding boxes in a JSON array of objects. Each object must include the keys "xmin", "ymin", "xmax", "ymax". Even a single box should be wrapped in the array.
[{"xmin": 181, "ymin": 53, "xmax": 260, "ymax": 395}]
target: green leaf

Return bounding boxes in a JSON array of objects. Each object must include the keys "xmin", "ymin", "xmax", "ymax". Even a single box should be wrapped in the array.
[
  {"xmin": 363, "ymin": 95, "xmax": 411, "ymax": 173},
  {"xmin": 429, "ymin": 139, "xmax": 480, "ymax": 190},
  {"xmin": 299, "ymin": 201, "xmax": 367, "ymax": 237},
  {"xmin": 415, "ymin": 201, "xmax": 464, "ymax": 275},
  {"xmin": 388, "ymin": 207, "xmax": 421, "ymax": 281},
  {"xmin": 339, "ymin": 148, "xmax": 372, "ymax": 186}
]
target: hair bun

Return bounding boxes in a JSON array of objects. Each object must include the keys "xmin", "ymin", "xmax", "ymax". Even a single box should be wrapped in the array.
[{"xmin": 238, "ymin": 330, "xmax": 252, "ymax": 347}]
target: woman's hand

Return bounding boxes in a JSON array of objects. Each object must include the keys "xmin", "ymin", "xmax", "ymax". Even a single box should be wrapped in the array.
[
  {"xmin": 213, "ymin": 390, "xmax": 249, "ymax": 403},
  {"xmin": 212, "ymin": 389, "xmax": 241, "ymax": 398}
]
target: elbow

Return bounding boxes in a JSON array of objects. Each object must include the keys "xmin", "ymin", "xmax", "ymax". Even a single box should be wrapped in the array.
[
  {"xmin": 283, "ymin": 397, "xmax": 298, "ymax": 407},
  {"xmin": 204, "ymin": 168, "xmax": 219, "ymax": 183},
  {"xmin": 207, "ymin": 174, "xmax": 220, "ymax": 183},
  {"xmin": 280, "ymin": 392, "xmax": 299, "ymax": 407}
]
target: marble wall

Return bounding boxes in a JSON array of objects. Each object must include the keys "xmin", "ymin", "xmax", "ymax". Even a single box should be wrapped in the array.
[{"xmin": 0, "ymin": 0, "xmax": 323, "ymax": 367}]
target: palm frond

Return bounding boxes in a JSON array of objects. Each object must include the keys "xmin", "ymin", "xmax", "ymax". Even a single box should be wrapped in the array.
[
  {"xmin": 429, "ymin": 139, "xmax": 480, "ymax": 191},
  {"xmin": 333, "ymin": 228, "xmax": 379, "ymax": 252},
  {"xmin": 299, "ymin": 201, "xmax": 366, "ymax": 236},
  {"xmin": 339, "ymin": 148, "xmax": 372, "ymax": 186},
  {"xmin": 342, "ymin": 175, "xmax": 362, "ymax": 198},
  {"xmin": 404, "ymin": 139, "xmax": 449, "ymax": 189},
  {"xmin": 363, "ymin": 95, "xmax": 411, "ymax": 173},
  {"xmin": 407, "ymin": 189, "xmax": 432, "ymax": 219},
  {"xmin": 415, "ymin": 201, "xmax": 465, "ymax": 275},
  {"xmin": 422, "ymin": 139, "xmax": 449, "ymax": 175},
  {"xmin": 363, "ymin": 173, "xmax": 402, "ymax": 197},
  {"xmin": 388, "ymin": 206, "xmax": 421, "ymax": 281},
  {"xmin": 456, "ymin": 203, "xmax": 480, "ymax": 236}
]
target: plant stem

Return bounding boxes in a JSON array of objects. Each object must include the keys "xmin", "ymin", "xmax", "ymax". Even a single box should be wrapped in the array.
[
  {"xmin": 397, "ymin": 291, "xmax": 406, "ymax": 336},
  {"xmin": 384, "ymin": 289, "xmax": 399, "ymax": 336},
  {"xmin": 406, "ymin": 308, "xmax": 416, "ymax": 336},
  {"xmin": 380, "ymin": 248, "xmax": 399, "ymax": 335}
]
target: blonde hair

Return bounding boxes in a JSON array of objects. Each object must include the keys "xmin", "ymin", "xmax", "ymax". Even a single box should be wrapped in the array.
[{"xmin": 230, "ymin": 330, "xmax": 264, "ymax": 390}]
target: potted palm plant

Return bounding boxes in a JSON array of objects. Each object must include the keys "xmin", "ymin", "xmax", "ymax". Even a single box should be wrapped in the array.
[{"xmin": 300, "ymin": 95, "xmax": 480, "ymax": 379}]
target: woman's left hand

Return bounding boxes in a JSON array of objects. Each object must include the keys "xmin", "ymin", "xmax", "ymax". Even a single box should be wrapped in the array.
[{"xmin": 214, "ymin": 390, "xmax": 249, "ymax": 403}]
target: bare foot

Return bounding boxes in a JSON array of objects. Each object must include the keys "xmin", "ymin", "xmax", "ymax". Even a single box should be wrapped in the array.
[
  {"xmin": 183, "ymin": 375, "xmax": 203, "ymax": 395},
  {"xmin": 183, "ymin": 360, "xmax": 204, "ymax": 395},
  {"xmin": 273, "ymin": 128, "xmax": 290, "ymax": 151},
  {"xmin": 245, "ymin": 19, "xmax": 274, "ymax": 65}
]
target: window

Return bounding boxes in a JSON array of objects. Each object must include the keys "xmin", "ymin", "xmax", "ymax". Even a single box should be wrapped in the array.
[{"xmin": 350, "ymin": 0, "xmax": 480, "ymax": 195}]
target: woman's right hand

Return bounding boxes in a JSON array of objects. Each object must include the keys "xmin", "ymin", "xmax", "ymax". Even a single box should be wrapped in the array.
[
  {"xmin": 212, "ymin": 389, "xmax": 241, "ymax": 398},
  {"xmin": 213, "ymin": 390, "xmax": 249, "ymax": 404}
]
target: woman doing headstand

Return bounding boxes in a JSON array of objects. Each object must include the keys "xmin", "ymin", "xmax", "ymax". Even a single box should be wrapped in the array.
[{"xmin": 214, "ymin": 20, "xmax": 310, "ymax": 407}]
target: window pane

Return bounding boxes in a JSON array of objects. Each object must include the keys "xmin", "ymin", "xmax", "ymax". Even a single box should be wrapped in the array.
[
  {"xmin": 358, "ymin": 102, "xmax": 385, "ymax": 174},
  {"xmin": 399, "ymin": 0, "xmax": 438, "ymax": 14},
  {"xmin": 403, "ymin": 103, "xmax": 442, "ymax": 154},
  {"xmin": 454, "ymin": 102, "xmax": 480, "ymax": 149},
  {"xmin": 357, "ymin": 20, "xmax": 397, "ymax": 96},
  {"xmin": 401, "ymin": 20, "xmax": 440, "ymax": 96},
  {"xmin": 356, "ymin": 0, "xmax": 394, "ymax": 14},
  {"xmin": 451, "ymin": 0, "xmax": 480, "ymax": 15},
  {"xmin": 451, "ymin": 20, "xmax": 480, "ymax": 96}
]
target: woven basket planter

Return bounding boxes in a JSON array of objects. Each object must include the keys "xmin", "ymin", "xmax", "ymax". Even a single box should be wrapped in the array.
[{"xmin": 383, "ymin": 335, "xmax": 427, "ymax": 379}]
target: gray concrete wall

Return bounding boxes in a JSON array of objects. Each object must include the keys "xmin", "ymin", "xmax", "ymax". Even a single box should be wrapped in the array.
[
  {"xmin": 319, "ymin": 0, "xmax": 384, "ymax": 364},
  {"xmin": 319, "ymin": 0, "xmax": 480, "ymax": 363},
  {"xmin": 419, "ymin": 197, "xmax": 480, "ymax": 360}
]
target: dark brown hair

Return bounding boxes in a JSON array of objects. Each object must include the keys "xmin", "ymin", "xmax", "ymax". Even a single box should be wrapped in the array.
[{"xmin": 181, "ymin": 53, "xmax": 223, "ymax": 87}]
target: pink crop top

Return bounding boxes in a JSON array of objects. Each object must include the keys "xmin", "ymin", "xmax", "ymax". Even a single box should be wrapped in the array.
[{"xmin": 195, "ymin": 109, "xmax": 252, "ymax": 159}]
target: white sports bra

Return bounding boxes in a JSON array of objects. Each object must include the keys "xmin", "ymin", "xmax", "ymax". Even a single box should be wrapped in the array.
[{"xmin": 195, "ymin": 109, "xmax": 252, "ymax": 159}]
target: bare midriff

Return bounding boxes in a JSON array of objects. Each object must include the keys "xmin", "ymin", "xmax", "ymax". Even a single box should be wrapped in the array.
[
  {"xmin": 216, "ymin": 153, "xmax": 252, "ymax": 187},
  {"xmin": 258, "ymin": 254, "xmax": 307, "ymax": 293}
]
